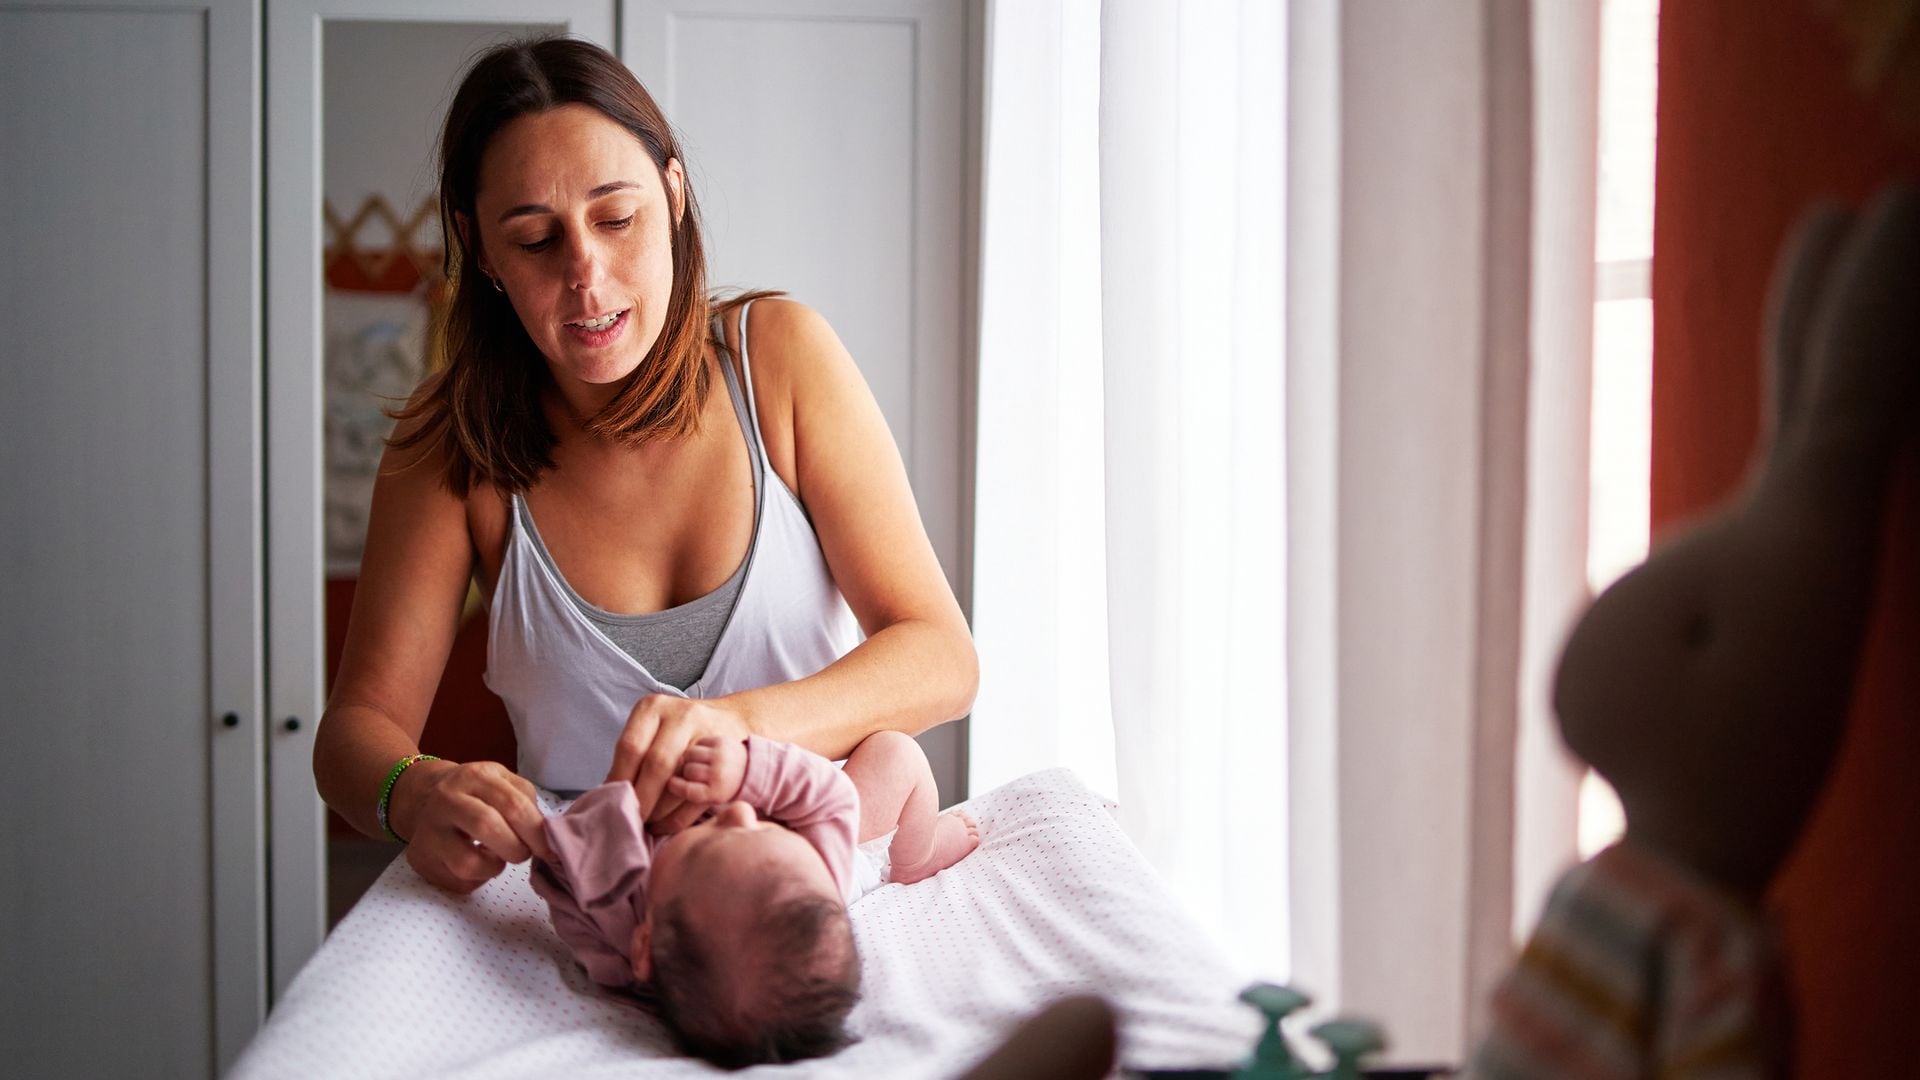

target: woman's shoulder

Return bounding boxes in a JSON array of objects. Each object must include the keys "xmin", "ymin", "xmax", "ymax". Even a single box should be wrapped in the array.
[
  {"xmin": 381, "ymin": 383, "xmax": 507, "ymax": 535},
  {"xmin": 721, "ymin": 294, "xmax": 831, "ymax": 363},
  {"xmin": 740, "ymin": 293, "xmax": 828, "ymax": 338},
  {"xmin": 717, "ymin": 295, "xmax": 864, "ymax": 498},
  {"xmin": 730, "ymin": 296, "xmax": 861, "ymax": 398},
  {"xmin": 715, "ymin": 295, "xmax": 851, "ymax": 411}
]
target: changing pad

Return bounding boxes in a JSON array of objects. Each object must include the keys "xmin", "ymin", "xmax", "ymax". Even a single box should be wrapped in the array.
[{"xmin": 230, "ymin": 768, "xmax": 1257, "ymax": 1078}]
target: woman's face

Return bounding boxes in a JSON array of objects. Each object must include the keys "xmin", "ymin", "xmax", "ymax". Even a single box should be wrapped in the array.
[{"xmin": 467, "ymin": 103, "xmax": 685, "ymax": 398}]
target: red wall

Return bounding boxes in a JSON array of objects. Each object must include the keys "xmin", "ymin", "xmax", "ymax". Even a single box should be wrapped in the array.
[{"xmin": 1653, "ymin": 2, "xmax": 1920, "ymax": 1072}]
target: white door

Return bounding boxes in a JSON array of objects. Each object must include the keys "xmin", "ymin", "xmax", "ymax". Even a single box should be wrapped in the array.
[
  {"xmin": 624, "ymin": 0, "xmax": 979, "ymax": 797},
  {"xmin": 0, "ymin": 0, "xmax": 264, "ymax": 1073},
  {"xmin": 266, "ymin": 0, "xmax": 619, "ymax": 999}
]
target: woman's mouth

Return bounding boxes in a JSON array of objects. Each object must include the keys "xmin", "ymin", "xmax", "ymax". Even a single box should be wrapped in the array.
[{"xmin": 564, "ymin": 308, "xmax": 630, "ymax": 346}]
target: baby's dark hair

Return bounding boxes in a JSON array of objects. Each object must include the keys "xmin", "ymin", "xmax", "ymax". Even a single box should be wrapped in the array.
[{"xmin": 635, "ymin": 892, "xmax": 862, "ymax": 1069}]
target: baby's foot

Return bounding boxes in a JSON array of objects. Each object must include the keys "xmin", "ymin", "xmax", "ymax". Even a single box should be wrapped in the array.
[{"xmin": 890, "ymin": 811, "xmax": 981, "ymax": 885}]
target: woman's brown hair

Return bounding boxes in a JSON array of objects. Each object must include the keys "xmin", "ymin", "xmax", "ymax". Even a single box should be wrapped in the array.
[{"xmin": 392, "ymin": 35, "xmax": 740, "ymax": 495}]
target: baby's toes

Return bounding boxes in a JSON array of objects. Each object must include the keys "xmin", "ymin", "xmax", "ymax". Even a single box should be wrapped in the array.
[{"xmin": 949, "ymin": 811, "xmax": 982, "ymax": 855}]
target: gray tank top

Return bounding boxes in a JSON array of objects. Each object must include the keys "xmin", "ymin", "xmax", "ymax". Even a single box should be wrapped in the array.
[
  {"xmin": 513, "ymin": 323, "xmax": 759, "ymax": 690},
  {"xmin": 483, "ymin": 298, "xmax": 865, "ymax": 793}
]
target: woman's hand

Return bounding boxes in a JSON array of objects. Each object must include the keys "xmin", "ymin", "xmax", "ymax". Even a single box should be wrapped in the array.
[
  {"xmin": 605, "ymin": 694, "xmax": 752, "ymax": 830},
  {"xmin": 391, "ymin": 759, "xmax": 555, "ymax": 894}
]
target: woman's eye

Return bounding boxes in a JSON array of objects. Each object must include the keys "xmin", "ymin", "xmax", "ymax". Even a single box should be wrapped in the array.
[{"xmin": 514, "ymin": 217, "xmax": 630, "ymax": 253}]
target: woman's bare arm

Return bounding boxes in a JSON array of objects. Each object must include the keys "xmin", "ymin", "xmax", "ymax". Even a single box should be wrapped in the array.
[
  {"xmin": 732, "ymin": 298, "xmax": 979, "ymax": 753},
  {"xmin": 312, "ymin": 428, "xmax": 550, "ymax": 888},
  {"xmin": 313, "ymin": 435, "xmax": 467, "ymax": 833}
]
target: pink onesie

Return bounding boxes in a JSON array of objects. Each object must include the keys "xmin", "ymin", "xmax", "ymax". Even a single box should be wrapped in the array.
[{"xmin": 530, "ymin": 735, "xmax": 860, "ymax": 989}]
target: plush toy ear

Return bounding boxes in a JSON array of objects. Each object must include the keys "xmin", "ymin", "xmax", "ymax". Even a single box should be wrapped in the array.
[
  {"xmin": 1763, "ymin": 202, "xmax": 1853, "ymax": 434},
  {"xmin": 1798, "ymin": 184, "xmax": 1920, "ymax": 437},
  {"xmin": 629, "ymin": 917, "xmax": 653, "ymax": 984}
]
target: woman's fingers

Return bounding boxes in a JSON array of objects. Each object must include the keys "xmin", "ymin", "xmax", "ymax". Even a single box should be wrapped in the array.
[
  {"xmin": 456, "ymin": 846, "xmax": 507, "ymax": 886},
  {"xmin": 439, "ymin": 823, "xmax": 507, "ymax": 886},
  {"xmin": 458, "ymin": 763, "xmax": 553, "ymax": 862},
  {"xmin": 457, "ymin": 795, "xmax": 534, "ymax": 864},
  {"xmin": 658, "ymin": 797, "xmax": 710, "ymax": 834},
  {"xmin": 388, "ymin": 759, "xmax": 556, "ymax": 895},
  {"xmin": 494, "ymin": 771, "xmax": 555, "ymax": 861},
  {"xmin": 605, "ymin": 705, "xmax": 663, "ymax": 785},
  {"xmin": 663, "ymin": 777, "xmax": 709, "ymax": 818},
  {"xmin": 613, "ymin": 695, "xmax": 752, "ymax": 820},
  {"xmin": 634, "ymin": 725, "xmax": 691, "ymax": 818},
  {"xmin": 405, "ymin": 822, "xmax": 506, "ymax": 893},
  {"xmin": 647, "ymin": 791, "xmax": 687, "ymax": 826}
]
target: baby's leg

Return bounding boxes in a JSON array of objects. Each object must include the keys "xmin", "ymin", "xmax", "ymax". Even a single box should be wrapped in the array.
[
  {"xmin": 841, "ymin": 730, "xmax": 980, "ymax": 884},
  {"xmin": 1554, "ymin": 188, "xmax": 1920, "ymax": 894}
]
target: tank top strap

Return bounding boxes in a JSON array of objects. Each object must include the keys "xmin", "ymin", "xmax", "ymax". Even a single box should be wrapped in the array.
[
  {"xmin": 732, "ymin": 297, "xmax": 770, "ymax": 467},
  {"xmin": 712, "ymin": 305, "xmax": 768, "ymax": 484}
]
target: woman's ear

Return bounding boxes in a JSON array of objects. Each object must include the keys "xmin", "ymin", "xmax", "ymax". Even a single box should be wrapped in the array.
[
  {"xmin": 664, "ymin": 158, "xmax": 686, "ymax": 227},
  {"xmin": 629, "ymin": 917, "xmax": 653, "ymax": 984}
]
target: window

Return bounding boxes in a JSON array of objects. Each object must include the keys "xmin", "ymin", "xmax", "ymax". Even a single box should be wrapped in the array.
[{"xmin": 1579, "ymin": 0, "xmax": 1660, "ymax": 858}]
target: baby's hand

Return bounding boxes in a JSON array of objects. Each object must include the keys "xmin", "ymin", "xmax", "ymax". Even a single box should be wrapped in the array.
[{"xmin": 664, "ymin": 735, "xmax": 748, "ymax": 807}]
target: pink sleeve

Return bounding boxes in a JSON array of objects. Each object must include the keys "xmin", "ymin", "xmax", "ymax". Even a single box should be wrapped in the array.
[
  {"xmin": 527, "ymin": 781, "xmax": 654, "ymax": 989},
  {"xmin": 735, "ymin": 735, "xmax": 862, "ymax": 903}
]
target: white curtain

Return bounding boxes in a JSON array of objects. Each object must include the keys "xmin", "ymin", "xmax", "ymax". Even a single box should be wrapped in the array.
[
  {"xmin": 971, "ymin": 0, "xmax": 1286, "ymax": 978},
  {"xmin": 971, "ymin": 0, "xmax": 1597, "ymax": 1062},
  {"xmin": 1097, "ymin": 0, "xmax": 1289, "ymax": 977},
  {"xmin": 969, "ymin": 0, "xmax": 1117, "ymax": 803}
]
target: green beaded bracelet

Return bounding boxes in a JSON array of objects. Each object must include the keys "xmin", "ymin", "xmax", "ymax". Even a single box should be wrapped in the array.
[{"xmin": 376, "ymin": 753, "xmax": 441, "ymax": 843}]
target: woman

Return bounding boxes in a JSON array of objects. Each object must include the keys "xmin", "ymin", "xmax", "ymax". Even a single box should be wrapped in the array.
[{"xmin": 313, "ymin": 36, "xmax": 976, "ymax": 895}]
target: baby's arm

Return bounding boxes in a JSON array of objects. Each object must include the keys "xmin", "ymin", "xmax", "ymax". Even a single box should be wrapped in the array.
[
  {"xmin": 842, "ymin": 730, "xmax": 978, "ymax": 884},
  {"xmin": 664, "ymin": 735, "xmax": 748, "ymax": 806},
  {"xmin": 666, "ymin": 735, "xmax": 857, "ymax": 835},
  {"xmin": 668, "ymin": 735, "xmax": 863, "ymax": 897}
]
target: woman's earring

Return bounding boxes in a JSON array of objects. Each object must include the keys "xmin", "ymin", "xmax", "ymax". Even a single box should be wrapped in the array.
[{"xmin": 489, "ymin": 274, "xmax": 505, "ymax": 293}]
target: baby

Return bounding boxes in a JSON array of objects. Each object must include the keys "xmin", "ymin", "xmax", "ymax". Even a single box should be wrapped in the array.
[{"xmin": 530, "ymin": 729, "xmax": 980, "ymax": 1069}]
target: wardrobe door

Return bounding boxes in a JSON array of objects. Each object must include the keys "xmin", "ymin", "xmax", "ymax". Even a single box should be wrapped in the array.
[
  {"xmin": 0, "ymin": 0, "xmax": 265, "ymax": 1074},
  {"xmin": 623, "ymin": 0, "xmax": 981, "ymax": 798},
  {"xmin": 265, "ymin": 0, "xmax": 618, "ymax": 998}
]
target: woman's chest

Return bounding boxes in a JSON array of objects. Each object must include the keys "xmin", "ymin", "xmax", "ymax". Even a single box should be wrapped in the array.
[{"xmin": 469, "ymin": 423, "xmax": 756, "ymax": 615}]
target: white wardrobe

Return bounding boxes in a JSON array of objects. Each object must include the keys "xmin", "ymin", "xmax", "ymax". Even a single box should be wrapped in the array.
[{"xmin": 0, "ymin": 0, "xmax": 976, "ymax": 1073}]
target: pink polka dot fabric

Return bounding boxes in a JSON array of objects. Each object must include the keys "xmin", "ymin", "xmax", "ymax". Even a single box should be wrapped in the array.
[{"xmin": 230, "ymin": 769, "xmax": 1257, "ymax": 1078}]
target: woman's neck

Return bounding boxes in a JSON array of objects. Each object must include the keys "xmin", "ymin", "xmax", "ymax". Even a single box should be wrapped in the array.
[
  {"xmin": 546, "ymin": 375, "xmax": 622, "ymax": 434},
  {"xmin": 540, "ymin": 345, "xmax": 718, "ymax": 462}
]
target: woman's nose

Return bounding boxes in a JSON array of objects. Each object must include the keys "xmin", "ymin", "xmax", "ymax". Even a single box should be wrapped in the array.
[
  {"xmin": 564, "ymin": 230, "xmax": 606, "ymax": 291},
  {"xmin": 713, "ymin": 801, "xmax": 756, "ymax": 828}
]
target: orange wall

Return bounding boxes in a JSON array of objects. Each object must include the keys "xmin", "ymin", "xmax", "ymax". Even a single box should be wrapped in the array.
[{"xmin": 1653, "ymin": 2, "xmax": 1920, "ymax": 1072}]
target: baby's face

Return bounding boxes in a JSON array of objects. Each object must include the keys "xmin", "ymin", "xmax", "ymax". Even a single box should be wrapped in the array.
[{"xmin": 635, "ymin": 801, "xmax": 840, "ymax": 978}]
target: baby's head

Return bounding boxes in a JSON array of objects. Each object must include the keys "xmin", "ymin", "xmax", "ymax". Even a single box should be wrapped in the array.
[{"xmin": 629, "ymin": 800, "xmax": 861, "ymax": 1068}]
